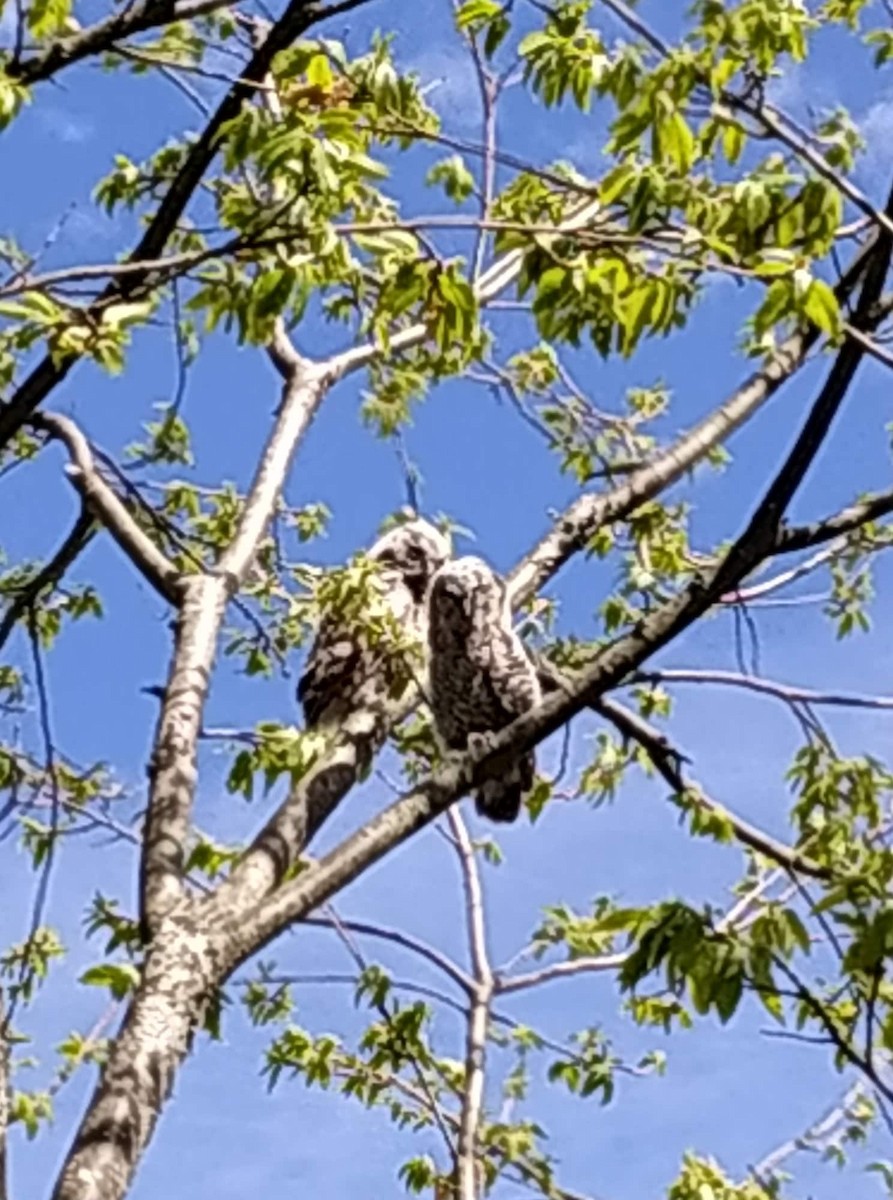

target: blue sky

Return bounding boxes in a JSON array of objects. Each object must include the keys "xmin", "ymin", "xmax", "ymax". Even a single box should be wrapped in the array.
[{"xmin": 3, "ymin": 0, "xmax": 893, "ymax": 1197}]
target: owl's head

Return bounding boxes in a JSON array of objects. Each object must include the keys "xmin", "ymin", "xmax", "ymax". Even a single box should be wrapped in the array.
[
  {"xmin": 428, "ymin": 555, "xmax": 508, "ymax": 627},
  {"xmin": 370, "ymin": 518, "xmax": 452, "ymax": 602}
]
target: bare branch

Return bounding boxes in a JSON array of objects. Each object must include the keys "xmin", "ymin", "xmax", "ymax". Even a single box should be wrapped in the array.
[
  {"xmin": 33, "ymin": 414, "xmax": 182, "ymax": 605},
  {"xmin": 771, "ymin": 955, "xmax": 893, "ymax": 1105},
  {"xmin": 775, "ymin": 488, "xmax": 893, "ymax": 554},
  {"xmin": 593, "ymin": 696, "xmax": 828, "ymax": 878},
  {"xmin": 751, "ymin": 1081, "xmax": 867, "ymax": 1183},
  {"xmin": 497, "ymin": 951, "xmax": 628, "ymax": 996},
  {"xmin": 637, "ymin": 669, "xmax": 893, "ymax": 713},
  {"xmin": 448, "ymin": 810, "xmax": 493, "ymax": 1200},
  {"xmin": 141, "ymin": 333, "xmax": 333, "ymax": 936},
  {"xmin": 720, "ymin": 542, "xmax": 840, "ymax": 603},
  {"xmin": 300, "ymin": 913, "xmax": 473, "ymax": 994},
  {"xmin": 218, "ymin": 356, "xmax": 328, "ymax": 591}
]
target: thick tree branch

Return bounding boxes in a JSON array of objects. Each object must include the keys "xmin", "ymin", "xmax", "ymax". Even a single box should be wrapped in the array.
[
  {"xmin": 52, "ymin": 920, "xmax": 225, "ymax": 1200},
  {"xmin": 0, "ymin": 504, "xmax": 96, "ymax": 655},
  {"xmin": 34, "ymin": 414, "xmax": 181, "ymax": 604},
  {"xmin": 139, "ymin": 574, "xmax": 228, "ymax": 936},
  {"xmin": 140, "ymin": 338, "xmax": 331, "ymax": 937}
]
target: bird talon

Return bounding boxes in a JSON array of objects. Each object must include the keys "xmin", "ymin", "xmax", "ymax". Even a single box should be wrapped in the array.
[{"xmin": 468, "ymin": 730, "xmax": 499, "ymax": 757}]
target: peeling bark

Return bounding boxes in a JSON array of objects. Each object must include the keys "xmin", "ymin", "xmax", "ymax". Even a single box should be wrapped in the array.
[{"xmin": 53, "ymin": 917, "xmax": 222, "ymax": 1200}]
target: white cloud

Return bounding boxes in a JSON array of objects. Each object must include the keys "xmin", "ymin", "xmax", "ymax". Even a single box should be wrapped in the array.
[
  {"xmin": 765, "ymin": 63, "xmax": 809, "ymax": 115},
  {"xmin": 400, "ymin": 44, "xmax": 482, "ymax": 133},
  {"xmin": 855, "ymin": 94, "xmax": 893, "ymax": 191},
  {"xmin": 36, "ymin": 107, "xmax": 95, "ymax": 144}
]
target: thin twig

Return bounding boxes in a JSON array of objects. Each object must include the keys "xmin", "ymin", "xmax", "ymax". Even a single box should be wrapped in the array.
[{"xmin": 636, "ymin": 669, "xmax": 893, "ymax": 713}]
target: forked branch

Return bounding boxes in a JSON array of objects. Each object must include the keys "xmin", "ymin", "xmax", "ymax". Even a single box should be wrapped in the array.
[{"xmin": 33, "ymin": 414, "xmax": 180, "ymax": 604}]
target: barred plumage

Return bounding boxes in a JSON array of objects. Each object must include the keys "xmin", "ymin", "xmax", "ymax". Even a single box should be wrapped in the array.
[
  {"xmin": 427, "ymin": 555, "xmax": 541, "ymax": 823},
  {"xmin": 298, "ymin": 518, "xmax": 451, "ymax": 730}
]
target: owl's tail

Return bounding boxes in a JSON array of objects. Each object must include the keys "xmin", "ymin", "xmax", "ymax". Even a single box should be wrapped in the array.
[{"xmin": 474, "ymin": 752, "xmax": 536, "ymax": 824}]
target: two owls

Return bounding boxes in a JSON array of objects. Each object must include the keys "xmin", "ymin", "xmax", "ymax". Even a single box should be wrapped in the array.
[{"xmin": 298, "ymin": 518, "xmax": 541, "ymax": 822}]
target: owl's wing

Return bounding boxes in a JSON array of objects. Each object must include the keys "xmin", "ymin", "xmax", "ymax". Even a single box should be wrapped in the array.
[
  {"xmin": 297, "ymin": 619, "xmax": 364, "ymax": 728},
  {"xmin": 488, "ymin": 632, "xmax": 541, "ymax": 721}
]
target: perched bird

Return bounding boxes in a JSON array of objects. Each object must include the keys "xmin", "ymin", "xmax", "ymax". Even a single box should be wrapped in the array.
[
  {"xmin": 298, "ymin": 517, "xmax": 451, "ymax": 730},
  {"xmin": 427, "ymin": 555, "xmax": 541, "ymax": 823}
]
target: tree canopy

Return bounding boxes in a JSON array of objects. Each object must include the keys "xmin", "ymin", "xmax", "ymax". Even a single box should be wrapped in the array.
[{"xmin": 3, "ymin": 0, "xmax": 893, "ymax": 1198}]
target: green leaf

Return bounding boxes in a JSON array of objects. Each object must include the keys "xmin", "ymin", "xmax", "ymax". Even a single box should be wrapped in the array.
[
  {"xmin": 802, "ymin": 278, "xmax": 842, "ymax": 337},
  {"xmin": 80, "ymin": 963, "xmax": 141, "ymax": 1000}
]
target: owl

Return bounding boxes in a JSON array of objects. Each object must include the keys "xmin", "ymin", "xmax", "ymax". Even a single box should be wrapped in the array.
[
  {"xmin": 427, "ymin": 556, "xmax": 542, "ymax": 823},
  {"xmin": 298, "ymin": 517, "xmax": 451, "ymax": 730}
]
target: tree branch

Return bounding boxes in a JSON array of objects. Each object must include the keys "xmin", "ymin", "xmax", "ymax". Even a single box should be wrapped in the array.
[
  {"xmin": 8, "ymin": 0, "xmax": 238, "ymax": 84},
  {"xmin": 508, "ymin": 236, "xmax": 882, "ymax": 604},
  {"xmin": 636, "ymin": 669, "xmax": 893, "ymax": 713},
  {"xmin": 140, "ymin": 337, "xmax": 332, "ymax": 938},
  {"xmin": 300, "ymin": 913, "xmax": 473, "ymax": 993},
  {"xmin": 34, "ymin": 414, "xmax": 181, "ymax": 604},
  {"xmin": 720, "ymin": 542, "xmax": 840, "ymax": 603},
  {"xmin": 448, "ymin": 810, "xmax": 493, "ymax": 1200},
  {"xmin": 775, "ymin": 488, "xmax": 893, "ymax": 553},
  {"xmin": 751, "ymin": 1081, "xmax": 867, "ymax": 1183},
  {"xmin": 592, "ymin": 697, "xmax": 828, "ymax": 877},
  {"xmin": 52, "ymin": 919, "xmax": 225, "ymax": 1200}
]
